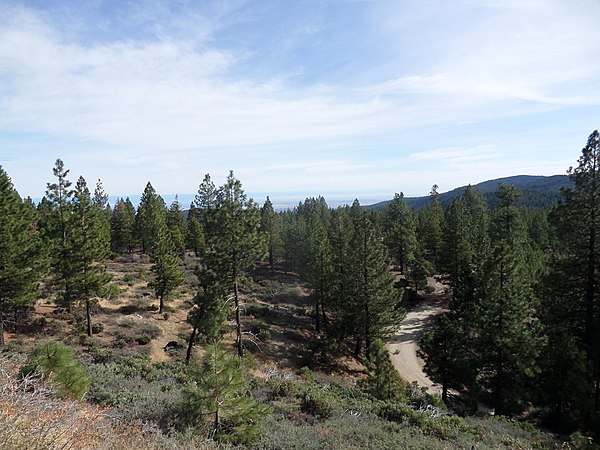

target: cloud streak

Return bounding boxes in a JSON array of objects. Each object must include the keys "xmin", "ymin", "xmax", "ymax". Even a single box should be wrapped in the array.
[{"xmin": 0, "ymin": 1, "xmax": 598, "ymax": 200}]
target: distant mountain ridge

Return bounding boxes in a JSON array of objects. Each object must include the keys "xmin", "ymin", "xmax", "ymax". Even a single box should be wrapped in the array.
[{"xmin": 364, "ymin": 175, "xmax": 573, "ymax": 211}]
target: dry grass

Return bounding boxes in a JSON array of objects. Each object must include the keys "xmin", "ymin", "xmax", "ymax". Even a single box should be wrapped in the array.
[{"xmin": 0, "ymin": 355, "xmax": 214, "ymax": 450}]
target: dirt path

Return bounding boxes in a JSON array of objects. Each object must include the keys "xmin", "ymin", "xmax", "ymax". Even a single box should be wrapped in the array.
[{"xmin": 387, "ymin": 291, "xmax": 447, "ymax": 393}]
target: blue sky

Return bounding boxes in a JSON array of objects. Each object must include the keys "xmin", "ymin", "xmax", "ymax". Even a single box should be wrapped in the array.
[{"xmin": 1, "ymin": 0, "xmax": 599, "ymax": 207}]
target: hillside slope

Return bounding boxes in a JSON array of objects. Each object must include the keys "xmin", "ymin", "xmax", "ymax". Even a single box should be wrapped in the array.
[{"xmin": 365, "ymin": 175, "xmax": 572, "ymax": 211}]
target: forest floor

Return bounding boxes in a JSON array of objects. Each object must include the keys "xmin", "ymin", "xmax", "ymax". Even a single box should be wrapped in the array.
[
  {"xmin": 4, "ymin": 254, "xmax": 362, "ymax": 377},
  {"xmin": 387, "ymin": 277, "xmax": 449, "ymax": 392}
]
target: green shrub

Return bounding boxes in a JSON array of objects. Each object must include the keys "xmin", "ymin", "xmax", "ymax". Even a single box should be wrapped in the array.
[
  {"xmin": 298, "ymin": 386, "xmax": 337, "ymax": 419},
  {"xmin": 19, "ymin": 340, "xmax": 90, "ymax": 400},
  {"xmin": 91, "ymin": 322, "xmax": 104, "ymax": 334},
  {"xmin": 266, "ymin": 375, "xmax": 295, "ymax": 400},
  {"xmin": 123, "ymin": 274, "xmax": 136, "ymax": 283},
  {"xmin": 136, "ymin": 333, "xmax": 152, "ymax": 345}
]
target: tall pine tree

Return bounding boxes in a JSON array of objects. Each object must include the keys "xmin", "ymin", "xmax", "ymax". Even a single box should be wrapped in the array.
[
  {"xmin": 0, "ymin": 167, "xmax": 45, "ymax": 345},
  {"xmin": 205, "ymin": 172, "xmax": 266, "ymax": 357},
  {"xmin": 382, "ymin": 193, "xmax": 417, "ymax": 274},
  {"xmin": 545, "ymin": 130, "xmax": 600, "ymax": 426},
  {"xmin": 71, "ymin": 176, "xmax": 112, "ymax": 336}
]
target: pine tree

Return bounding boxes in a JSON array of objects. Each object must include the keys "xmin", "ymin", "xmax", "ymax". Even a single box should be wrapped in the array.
[
  {"xmin": 382, "ymin": 193, "xmax": 417, "ymax": 274},
  {"xmin": 0, "ymin": 167, "xmax": 45, "ymax": 345},
  {"xmin": 420, "ymin": 313, "xmax": 473, "ymax": 404},
  {"xmin": 186, "ymin": 203, "xmax": 205, "ymax": 257},
  {"xmin": 417, "ymin": 184, "xmax": 444, "ymax": 268},
  {"xmin": 260, "ymin": 196, "xmax": 279, "ymax": 276},
  {"xmin": 205, "ymin": 172, "xmax": 266, "ymax": 357},
  {"xmin": 149, "ymin": 216, "xmax": 184, "ymax": 315},
  {"xmin": 92, "ymin": 179, "xmax": 111, "ymax": 252},
  {"xmin": 440, "ymin": 185, "xmax": 490, "ymax": 289},
  {"xmin": 407, "ymin": 244, "xmax": 432, "ymax": 293},
  {"xmin": 110, "ymin": 197, "xmax": 136, "ymax": 253},
  {"xmin": 295, "ymin": 197, "xmax": 335, "ymax": 334},
  {"xmin": 186, "ymin": 269, "xmax": 228, "ymax": 363},
  {"xmin": 348, "ymin": 201, "xmax": 402, "ymax": 360},
  {"xmin": 545, "ymin": 130, "xmax": 600, "ymax": 423},
  {"xmin": 195, "ymin": 173, "xmax": 218, "ymax": 241},
  {"xmin": 475, "ymin": 184, "xmax": 545, "ymax": 416},
  {"xmin": 305, "ymin": 219, "xmax": 335, "ymax": 334},
  {"xmin": 328, "ymin": 206, "xmax": 355, "ymax": 340},
  {"xmin": 363, "ymin": 339, "xmax": 406, "ymax": 400},
  {"xmin": 70, "ymin": 176, "xmax": 112, "ymax": 336},
  {"xmin": 166, "ymin": 195, "xmax": 187, "ymax": 257},
  {"xmin": 44, "ymin": 159, "xmax": 77, "ymax": 312},
  {"xmin": 21, "ymin": 340, "xmax": 90, "ymax": 400},
  {"xmin": 181, "ymin": 342, "xmax": 271, "ymax": 443},
  {"xmin": 135, "ymin": 182, "xmax": 166, "ymax": 254}
]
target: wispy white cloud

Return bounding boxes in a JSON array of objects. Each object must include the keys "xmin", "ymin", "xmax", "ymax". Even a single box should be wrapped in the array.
[
  {"xmin": 0, "ymin": 1, "xmax": 597, "ymax": 199},
  {"xmin": 409, "ymin": 146, "xmax": 494, "ymax": 164}
]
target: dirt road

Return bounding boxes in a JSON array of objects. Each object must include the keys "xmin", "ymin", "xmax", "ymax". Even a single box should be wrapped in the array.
[{"xmin": 387, "ymin": 295, "xmax": 446, "ymax": 393}]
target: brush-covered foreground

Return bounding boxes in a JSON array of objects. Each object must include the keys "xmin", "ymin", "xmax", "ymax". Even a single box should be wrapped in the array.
[{"xmin": 0, "ymin": 256, "xmax": 579, "ymax": 449}]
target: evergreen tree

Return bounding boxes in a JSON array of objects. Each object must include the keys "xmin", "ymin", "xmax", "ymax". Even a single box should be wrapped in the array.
[
  {"xmin": 149, "ymin": 215, "xmax": 184, "ymax": 315},
  {"xmin": 21, "ymin": 340, "xmax": 90, "ymax": 400},
  {"xmin": 205, "ymin": 172, "xmax": 266, "ymax": 357},
  {"xmin": 407, "ymin": 244, "xmax": 432, "ymax": 293},
  {"xmin": 279, "ymin": 210, "xmax": 301, "ymax": 274},
  {"xmin": 181, "ymin": 342, "xmax": 271, "ymax": 443},
  {"xmin": 110, "ymin": 197, "xmax": 136, "ymax": 253},
  {"xmin": 328, "ymin": 206, "xmax": 355, "ymax": 340},
  {"xmin": 166, "ymin": 195, "xmax": 187, "ymax": 257},
  {"xmin": 195, "ymin": 173, "xmax": 218, "ymax": 240},
  {"xmin": 305, "ymin": 219, "xmax": 335, "ymax": 334},
  {"xmin": 135, "ymin": 182, "xmax": 166, "ymax": 253},
  {"xmin": 0, "ymin": 167, "xmax": 45, "ymax": 345},
  {"xmin": 295, "ymin": 197, "xmax": 335, "ymax": 334},
  {"xmin": 186, "ymin": 269, "xmax": 228, "ymax": 364},
  {"xmin": 260, "ymin": 196, "xmax": 279, "ymax": 276},
  {"xmin": 363, "ymin": 339, "xmax": 406, "ymax": 401},
  {"xmin": 348, "ymin": 201, "xmax": 402, "ymax": 360},
  {"xmin": 545, "ymin": 130, "xmax": 600, "ymax": 425},
  {"xmin": 45, "ymin": 159, "xmax": 77, "ymax": 312},
  {"xmin": 475, "ymin": 184, "xmax": 544, "ymax": 415},
  {"xmin": 71, "ymin": 176, "xmax": 112, "ymax": 336},
  {"xmin": 420, "ymin": 313, "xmax": 472, "ymax": 404},
  {"xmin": 477, "ymin": 243, "xmax": 544, "ymax": 415},
  {"xmin": 417, "ymin": 184, "xmax": 444, "ymax": 268},
  {"xmin": 186, "ymin": 202, "xmax": 205, "ymax": 257},
  {"xmin": 382, "ymin": 193, "xmax": 417, "ymax": 274},
  {"xmin": 92, "ymin": 179, "xmax": 111, "ymax": 252},
  {"xmin": 440, "ymin": 185, "xmax": 490, "ymax": 289}
]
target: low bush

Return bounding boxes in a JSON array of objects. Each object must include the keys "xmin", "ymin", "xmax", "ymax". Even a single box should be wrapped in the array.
[{"xmin": 298, "ymin": 386, "xmax": 338, "ymax": 419}]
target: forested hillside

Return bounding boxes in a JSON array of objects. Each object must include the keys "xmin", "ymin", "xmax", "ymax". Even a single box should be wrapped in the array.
[
  {"xmin": 366, "ymin": 174, "xmax": 573, "ymax": 210},
  {"xmin": 0, "ymin": 131, "xmax": 599, "ymax": 449}
]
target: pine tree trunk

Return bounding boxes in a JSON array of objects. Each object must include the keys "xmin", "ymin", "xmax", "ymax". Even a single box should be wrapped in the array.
[
  {"xmin": 234, "ymin": 277, "xmax": 243, "ymax": 357},
  {"xmin": 159, "ymin": 292, "xmax": 164, "ymax": 314},
  {"xmin": 595, "ymin": 375, "xmax": 599, "ymax": 411},
  {"xmin": 495, "ymin": 257, "xmax": 506, "ymax": 416},
  {"xmin": 86, "ymin": 299, "xmax": 92, "ymax": 337},
  {"xmin": 269, "ymin": 244, "xmax": 274, "ymax": 276},
  {"xmin": 442, "ymin": 379, "xmax": 448, "ymax": 404},
  {"xmin": 363, "ymin": 229, "xmax": 371, "ymax": 361},
  {"xmin": 354, "ymin": 336, "xmax": 361, "ymax": 358},
  {"xmin": 186, "ymin": 327, "xmax": 197, "ymax": 364},
  {"xmin": 0, "ymin": 319, "xmax": 4, "ymax": 346},
  {"xmin": 214, "ymin": 408, "xmax": 220, "ymax": 438},
  {"xmin": 315, "ymin": 286, "xmax": 321, "ymax": 334},
  {"xmin": 585, "ymin": 227, "xmax": 595, "ymax": 360},
  {"xmin": 321, "ymin": 302, "xmax": 328, "ymax": 329}
]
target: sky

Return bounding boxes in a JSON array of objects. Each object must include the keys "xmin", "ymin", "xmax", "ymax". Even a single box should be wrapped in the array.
[{"xmin": 1, "ymin": 0, "xmax": 599, "ymax": 208}]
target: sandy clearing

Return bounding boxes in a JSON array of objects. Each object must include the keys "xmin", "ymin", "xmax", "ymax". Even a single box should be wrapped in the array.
[{"xmin": 387, "ymin": 294, "xmax": 447, "ymax": 393}]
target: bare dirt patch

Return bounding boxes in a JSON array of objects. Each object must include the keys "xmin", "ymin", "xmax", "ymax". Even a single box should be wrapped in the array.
[{"xmin": 387, "ymin": 277, "xmax": 449, "ymax": 392}]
